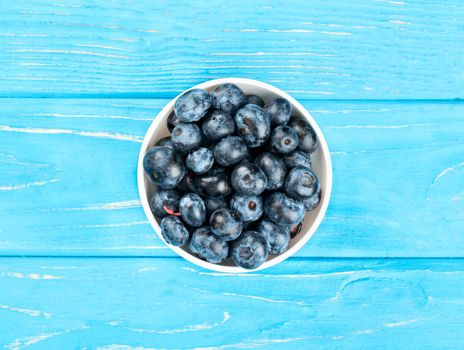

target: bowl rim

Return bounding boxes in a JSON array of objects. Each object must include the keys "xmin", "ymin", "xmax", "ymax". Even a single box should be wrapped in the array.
[{"xmin": 137, "ymin": 78, "xmax": 332, "ymax": 272}]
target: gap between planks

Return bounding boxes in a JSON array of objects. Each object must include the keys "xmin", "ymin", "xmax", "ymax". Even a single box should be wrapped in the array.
[
  {"xmin": 1, "ymin": 256, "xmax": 464, "ymax": 260},
  {"xmin": 0, "ymin": 93, "xmax": 463, "ymax": 102}
]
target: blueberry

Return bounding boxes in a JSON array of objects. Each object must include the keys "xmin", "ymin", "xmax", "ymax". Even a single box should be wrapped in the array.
[
  {"xmin": 254, "ymin": 152, "xmax": 287, "ymax": 190},
  {"xmin": 288, "ymin": 221, "xmax": 303, "ymax": 238},
  {"xmin": 256, "ymin": 219, "xmax": 290, "ymax": 254},
  {"xmin": 302, "ymin": 187, "xmax": 321, "ymax": 211},
  {"xmin": 288, "ymin": 117, "xmax": 318, "ymax": 154},
  {"xmin": 178, "ymin": 172, "xmax": 198, "ymax": 194},
  {"xmin": 201, "ymin": 110, "xmax": 235, "ymax": 141},
  {"xmin": 171, "ymin": 123, "xmax": 202, "ymax": 154},
  {"xmin": 205, "ymin": 196, "xmax": 229, "ymax": 215},
  {"xmin": 186, "ymin": 147, "xmax": 214, "ymax": 174},
  {"xmin": 149, "ymin": 189, "xmax": 180, "ymax": 218},
  {"xmin": 195, "ymin": 167, "xmax": 232, "ymax": 198},
  {"xmin": 160, "ymin": 216, "xmax": 189, "ymax": 246},
  {"xmin": 143, "ymin": 146, "xmax": 186, "ymax": 189},
  {"xmin": 174, "ymin": 88, "xmax": 212, "ymax": 122},
  {"xmin": 235, "ymin": 104, "xmax": 271, "ymax": 148},
  {"xmin": 231, "ymin": 163, "xmax": 267, "ymax": 195},
  {"xmin": 264, "ymin": 192, "xmax": 305, "ymax": 225},
  {"xmin": 179, "ymin": 193, "xmax": 206, "ymax": 227},
  {"xmin": 264, "ymin": 98, "xmax": 292, "ymax": 126},
  {"xmin": 210, "ymin": 208, "xmax": 243, "ymax": 241},
  {"xmin": 155, "ymin": 136, "xmax": 173, "ymax": 149},
  {"xmin": 270, "ymin": 125, "xmax": 299, "ymax": 154},
  {"xmin": 245, "ymin": 94, "xmax": 264, "ymax": 107},
  {"xmin": 167, "ymin": 113, "xmax": 182, "ymax": 132},
  {"xmin": 284, "ymin": 150, "xmax": 312, "ymax": 169},
  {"xmin": 210, "ymin": 83, "xmax": 245, "ymax": 114},
  {"xmin": 231, "ymin": 231, "xmax": 269, "ymax": 269},
  {"xmin": 285, "ymin": 166, "xmax": 319, "ymax": 200},
  {"xmin": 230, "ymin": 194, "xmax": 263, "ymax": 222},
  {"xmin": 213, "ymin": 136, "xmax": 248, "ymax": 167},
  {"xmin": 189, "ymin": 226, "xmax": 229, "ymax": 263}
]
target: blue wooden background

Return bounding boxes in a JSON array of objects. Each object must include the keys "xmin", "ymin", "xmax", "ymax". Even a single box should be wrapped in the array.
[{"xmin": 1, "ymin": 0, "xmax": 463, "ymax": 348}]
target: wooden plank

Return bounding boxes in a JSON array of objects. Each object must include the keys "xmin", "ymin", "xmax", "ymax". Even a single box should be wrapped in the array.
[
  {"xmin": 0, "ymin": 257, "xmax": 463, "ymax": 349},
  {"xmin": 0, "ymin": 99, "xmax": 463, "ymax": 257},
  {"xmin": 1, "ymin": 0, "xmax": 463, "ymax": 99}
]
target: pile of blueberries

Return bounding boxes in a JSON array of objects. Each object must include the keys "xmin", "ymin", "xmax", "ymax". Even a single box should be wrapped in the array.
[{"xmin": 143, "ymin": 83, "xmax": 321, "ymax": 269}]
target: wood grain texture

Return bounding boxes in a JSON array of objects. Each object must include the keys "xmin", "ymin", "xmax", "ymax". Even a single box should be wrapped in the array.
[
  {"xmin": 1, "ymin": 0, "xmax": 464, "ymax": 99},
  {"xmin": 2, "ymin": 0, "xmax": 463, "ymax": 347},
  {"xmin": 1, "ymin": 99, "xmax": 463, "ymax": 257},
  {"xmin": 0, "ymin": 258, "xmax": 463, "ymax": 349}
]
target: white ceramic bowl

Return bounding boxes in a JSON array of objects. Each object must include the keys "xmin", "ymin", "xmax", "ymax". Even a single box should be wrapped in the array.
[{"xmin": 138, "ymin": 78, "xmax": 332, "ymax": 272}]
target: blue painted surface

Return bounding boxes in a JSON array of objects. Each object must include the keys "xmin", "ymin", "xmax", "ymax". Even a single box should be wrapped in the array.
[{"xmin": 1, "ymin": 1, "xmax": 464, "ymax": 349}]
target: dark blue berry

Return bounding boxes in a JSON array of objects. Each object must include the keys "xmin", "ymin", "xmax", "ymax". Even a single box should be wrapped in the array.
[
  {"xmin": 149, "ymin": 189, "xmax": 180, "ymax": 218},
  {"xmin": 210, "ymin": 208, "xmax": 243, "ymax": 241},
  {"xmin": 201, "ymin": 110, "xmax": 235, "ymax": 141},
  {"xmin": 285, "ymin": 166, "xmax": 319, "ymax": 200},
  {"xmin": 231, "ymin": 163, "xmax": 267, "ymax": 195},
  {"xmin": 195, "ymin": 167, "xmax": 232, "ymax": 198},
  {"xmin": 257, "ymin": 219, "xmax": 290, "ymax": 254},
  {"xmin": 179, "ymin": 193, "xmax": 206, "ymax": 227},
  {"xmin": 245, "ymin": 94, "xmax": 264, "ymax": 107},
  {"xmin": 205, "ymin": 196, "xmax": 229, "ymax": 215},
  {"xmin": 174, "ymin": 88, "xmax": 212, "ymax": 122},
  {"xmin": 167, "ymin": 113, "xmax": 182, "ymax": 132},
  {"xmin": 270, "ymin": 126, "xmax": 299, "ymax": 154},
  {"xmin": 160, "ymin": 216, "xmax": 189, "ymax": 246},
  {"xmin": 288, "ymin": 117, "xmax": 318, "ymax": 154},
  {"xmin": 302, "ymin": 187, "xmax": 321, "ymax": 211},
  {"xmin": 155, "ymin": 136, "xmax": 173, "ymax": 149},
  {"xmin": 186, "ymin": 147, "xmax": 214, "ymax": 174},
  {"xmin": 235, "ymin": 104, "xmax": 271, "ymax": 148},
  {"xmin": 143, "ymin": 146, "xmax": 186, "ymax": 189},
  {"xmin": 230, "ymin": 194, "xmax": 263, "ymax": 222},
  {"xmin": 231, "ymin": 231, "xmax": 269, "ymax": 269},
  {"xmin": 254, "ymin": 152, "xmax": 287, "ymax": 190},
  {"xmin": 213, "ymin": 136, "xmax": 248, "ymax": 167},
  {"xmin": 264, "ymin": 192, "xmax": 305, "ymax": 225},
  {"xmin": 284, "ymin": 150, "xmax": 312, "ymax": 169},
  {"xmin": 210, "ymin": 83, "xmax": 245, "ymax": 114},
  {"xmin": 178, "ymin": 172, "xmax": 198, "ymax": 194},
  {"xmin": 171, "ymin": 123, "xmax": 202, "ymax": 154},
  {"xmin": 189, "ymin": 226, "xmax": 229, "ymax": 263},
  {"xmin": 264, "ymin": 98, "xmax": 292, "ymax": 126}
]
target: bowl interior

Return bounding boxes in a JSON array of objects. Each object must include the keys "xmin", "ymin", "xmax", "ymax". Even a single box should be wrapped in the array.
[{"xmin": 138, "ymin": 78, "xmax": 332, "ymax": 272}]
